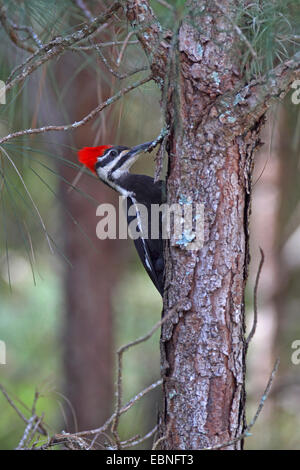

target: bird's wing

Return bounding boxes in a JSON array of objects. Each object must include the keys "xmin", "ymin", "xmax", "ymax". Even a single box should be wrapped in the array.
[
  {"xmin": 132, "ymin": 236, "xmax": 164, "ymax": 296},
  {"xmin": 127, "ymin": 196, "xmax": 164, "ymax": 296}
]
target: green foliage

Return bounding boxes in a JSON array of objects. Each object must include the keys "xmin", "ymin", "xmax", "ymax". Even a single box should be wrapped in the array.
[
  {"xmin": 238, "ymin": 0, "xmax": 300, "ymax": 78},
  {"xmin": 2, "ymin": 0, "xmax": 79, "ymax": 40},
  {"xmin": 0, "ymin": 266, "xmax": 62, "ymax": 449},
  {"xmin": 152, "ymin": 0, "xmax": 300, "ymax": 80}
]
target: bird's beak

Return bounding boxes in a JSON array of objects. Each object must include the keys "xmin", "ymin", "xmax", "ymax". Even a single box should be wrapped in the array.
[
  {"xmin": 125, "ymin": 141, "xmax": 154, "ymax": 157},
  {"xmin": 115, "ymin": 141, "xmax": 154, "ymax": 174}
]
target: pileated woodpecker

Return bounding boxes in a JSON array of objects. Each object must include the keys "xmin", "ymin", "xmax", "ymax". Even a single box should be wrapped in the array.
[{"xmin": 78, "ymin": 142, "xmax": 165, "ymax": 296}]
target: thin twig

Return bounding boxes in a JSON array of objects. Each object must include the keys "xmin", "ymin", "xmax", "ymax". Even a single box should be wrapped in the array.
[
  {"xmin": 6, "ymin": 48, "xmax": 42, "ymax": 84},
  {"xmin": 0, "ymin": 384, "xmax": 29, "ymax": 426},
  {"xmin": 5, "ymin": 1, "xmax": 122, "ymax": 92},
  {"xmin": 31, "ymin": 389, "xmax": 40, "ymax": 416},
  {"xmin": 115, "ymin": 425, "xmax": 158, "ymax": 449},
  {"xmin": 16, "ymin": 416, "xmax": 37, "ymax": 450},
  {"xmin": 116, "ymin": 31, "xmax": 136, "ymax": 66},
  {"xmin": 93, "ymin": 39, "xmax": 148, "ymax": 79},
  {"xmin": 74, "ymin": 0, "xmax": 95, "ymax": 21},
  {"xmin": 155, "ymin": 0, "xmax": 174, "ymax": 11},
  {"xmin": 33, "ymin": 379, "xmax": 163, "ymax": 450},
  {"xmin": 6, "ymin": 33, "xmax": 132, "ymax": 81},
  {"xmin": 7, "ymin": 20, "xmax": 43, "ymax": 50},
  {"xmin": 246, "ymin": 247, "xmax": 265, "ymax": 348},
  {"xmin": 86, "ymin": 432, "xmax": 101, "ymax": 450},
  {"xmin": 26, "ymin": 413, "xmax": 45, "ymax": 449},
  {"xmin": 0, "ymin": 4, "xmax": 37, "ymax": 53},
  {"xmin": 214, "ymin": 1, "xmax": 257, "ymax": 60},
  {"xmin": 42, "ymin": 432, "xmax": 90, "ymax": 450},
  {"xmin": 152, "ymin": 126, "xmax": 169, "ymax": 182},
  {"xmin": 111, "ymin": 299, "xmax": 191, "ymax": 448},
  {"xmin": 205, "ymin": 358, "xmax": 280, "ymax": 450},
  {"xmin": 70, "ymin": 40, "xmax": 139, "ymax": 50},
  {"xmin": 0, "ymin": 384, "xmax": 47, "ymax": 437},
  {"xmin": 0, "ymin": 75, "xmax": 152, "ymax": 146},
  {"xmin": 62, "ymin": 378, "xmax": 163, "ymax": 439},
  {"xmin": 152, "ymin": 422, "xmax": 171, "ymax": 450},
  {"xmin": 119, "ymin": 379, "xmax": 163, "ymax": 417},
  {"xmin": 277, "ymin": 34, "xmax": 300, "ymax": 41},
  {"xmin": 146, "ymin": 126, "xmax": 170, "ymax": 154}
]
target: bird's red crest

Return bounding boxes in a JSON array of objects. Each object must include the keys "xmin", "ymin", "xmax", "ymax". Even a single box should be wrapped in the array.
[{"xmin": 78, "ymin": 145, "xmax": 112, "ymax": 173}]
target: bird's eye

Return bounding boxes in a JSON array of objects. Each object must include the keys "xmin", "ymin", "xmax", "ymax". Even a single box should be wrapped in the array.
[{"xmin": 110, "ymin": 150, "xmax": 118, "ymax": 157}]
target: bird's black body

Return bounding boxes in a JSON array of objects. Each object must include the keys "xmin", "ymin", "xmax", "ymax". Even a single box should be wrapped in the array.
[
  {"xmin": 94, "ymin": 143, "xmax": 166, "ymax": 296},
  {"xmin": 121, "ymin": 174, "xmax": 166, "ymax": 296}
]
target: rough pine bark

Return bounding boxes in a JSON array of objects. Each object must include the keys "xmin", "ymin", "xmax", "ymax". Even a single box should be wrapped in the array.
[
  {"xmin": 160, "ymin": 8, "xmax": 254, "ymax": 449},
  {"xmin": 124, "ymin": 0, "xmax": 300, "ymax": 450}
]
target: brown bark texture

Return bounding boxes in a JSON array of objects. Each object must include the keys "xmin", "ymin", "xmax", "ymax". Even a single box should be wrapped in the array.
[{"xmin": 124, "ymin": 0, "xmax": 300, "ymax": 450}]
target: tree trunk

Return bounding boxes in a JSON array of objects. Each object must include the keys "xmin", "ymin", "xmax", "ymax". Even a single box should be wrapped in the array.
[
  {"xmin": 152, "ymin": 2, "xmax": 257, "ymax": 449},
  {"xmin": 160, "ymin": 35, "xmax": 256, "ymax": 452}
]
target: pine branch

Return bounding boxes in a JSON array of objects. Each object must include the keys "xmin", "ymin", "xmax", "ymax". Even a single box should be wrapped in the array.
[
  {"xmin": 204, "ymin": 359, "xmax": 280, "ymax": 450},
  {"xmin": 93, "ymin": 39, "xmax": 148, "ymax": 79},
  {"xmin": 246, "ymin": 248, "xmax": 265, "ymax": 349},
  {"xmin": 111, "ymin": 299, "xmax": 191, "ymax": 448},
  {"xmin": 0, "ymin": 3, "xmax": 39, "ymax": 53},
  {"xmin": 244, "ymin": 50, "xmax": 300, "ymax": 124},
  {"xmin": 0, "ymin": 384, "xmax": 47, "ymax": 438},
  {"xmin": 214, "ymin": 0, "xmax": 257, "ymax": 60},
  {"xmin": 210, "ymin": 51, "xmax": 300, "ymax": 137},
  {"xmin": 124, "ymin": 0, "xmax": 172, "ymax": 81},
  {"xmin": 5, "ymin": 1, "xmax": 122, "ymax": 92},
  {"xmin": 73, "ymin": 0, "xmax": 95, "ymax": 21},
  {"xmin": 0, "ymin": 75, "xmax": 152, "ymax": 146}
]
